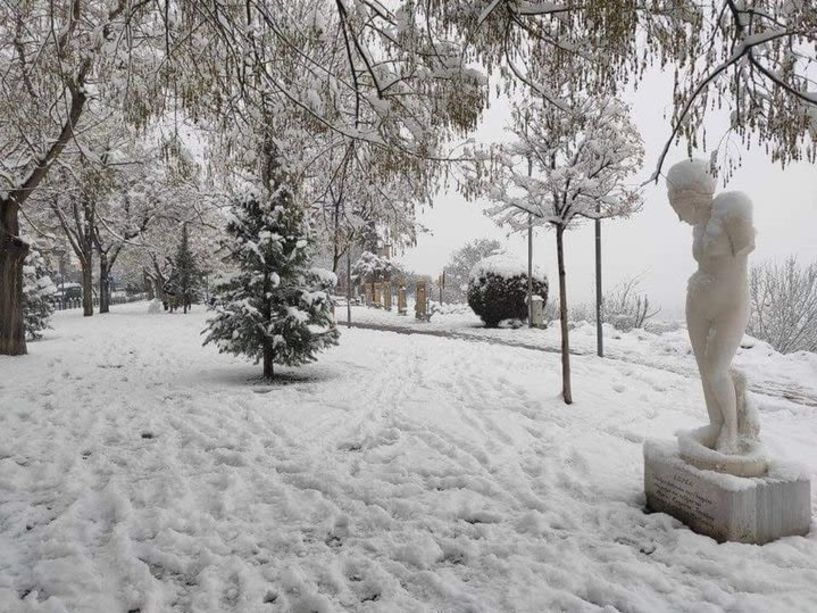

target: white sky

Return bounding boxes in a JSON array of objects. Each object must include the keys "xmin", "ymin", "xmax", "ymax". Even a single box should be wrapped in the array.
[{"xmin": 399, "ymin": 70, "xmax": 817, "ymax": 320}]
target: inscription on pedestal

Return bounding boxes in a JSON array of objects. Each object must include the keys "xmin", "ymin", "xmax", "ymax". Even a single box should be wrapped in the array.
[
  {"xmin": 644, "ymin": 439, "xmax": 811, "ymax": 544},
  {"xmin": 651, "ymin": 473, "xmax": 716, "ymax": 534}
]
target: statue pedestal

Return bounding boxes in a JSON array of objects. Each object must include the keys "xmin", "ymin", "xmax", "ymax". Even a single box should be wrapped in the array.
[{"xmin": 644, "ymin": 440, "xmax": 811, "ymax": 544}]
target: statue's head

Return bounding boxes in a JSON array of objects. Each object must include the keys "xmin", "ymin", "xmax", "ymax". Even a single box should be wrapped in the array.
[{"xmin": 666, "ymin": 159, "xmax": 716, "ymax": 225}]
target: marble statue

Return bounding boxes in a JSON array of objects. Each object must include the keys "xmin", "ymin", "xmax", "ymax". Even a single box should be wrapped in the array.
[{"xmin": 666, "ymin": 159, "xmax": 767, "ymax": 477}]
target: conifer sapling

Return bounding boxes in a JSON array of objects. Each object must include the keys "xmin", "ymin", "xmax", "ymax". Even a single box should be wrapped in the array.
[{"xmin": 203, "ymin": 158, "xmax": 339, "ymax": 379}]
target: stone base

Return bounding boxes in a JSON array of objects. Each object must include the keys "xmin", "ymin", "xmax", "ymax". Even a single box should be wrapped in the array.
[{"xmin": 644, "ymin": 439, "xmax": 811, "ymax": 544}]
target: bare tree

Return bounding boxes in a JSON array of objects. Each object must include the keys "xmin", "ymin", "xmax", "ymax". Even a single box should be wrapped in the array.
[
  {"xmin": 442, "ymin": 239, "xmax": 503, "ymax": 304},
  {"xmin": 602, "ymin": 277, "xmax": 661, "ymax": 332},
  {"xmin": 748, "ymin": 257, "xmax": 817, "ymax": 354}
]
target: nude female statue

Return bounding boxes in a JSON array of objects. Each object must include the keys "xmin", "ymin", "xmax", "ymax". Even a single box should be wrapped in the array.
[{"xmin": 666, "ymin": 159, "xmax": 756, "ymax": 456}]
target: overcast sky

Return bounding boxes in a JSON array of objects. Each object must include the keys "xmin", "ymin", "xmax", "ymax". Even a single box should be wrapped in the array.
[{"xmin": 398, "ymin": 70, "xmax": 817, "ymax": 320}]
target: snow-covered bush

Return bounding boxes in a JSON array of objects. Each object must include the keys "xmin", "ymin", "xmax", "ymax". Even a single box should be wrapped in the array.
[
  {"xmin": 203, "ymin": 173, "xmax": 339, "ymax": 379},
  {"xmin": 748, "ymin": 257, "xmax": 817, "ymax": 354},
  {"xmin": 351, "ymin": 251, "xmax": 400, "ymax": 288},
  {"xmin": 428, "ymin": 301, "xmax": 472, "ymax": 317},
  {"xmin": 22, "ymin": 246, "xmax": 57, "ymax": 340},
  {"xmin": 148, "ymin": 299, "xmax": 163, "ymax": 314},
  {"xmin": 467, "ymin": 254, "xmax": 548, "ymax": 328}
]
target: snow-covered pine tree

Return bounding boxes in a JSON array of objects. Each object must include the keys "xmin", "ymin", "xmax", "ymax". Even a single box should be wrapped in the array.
[
  {"xmin": 203, "ymin": 164, "xmax": 339, "ymax": 380},
  {"xmin": 171, "ymin": 224, "xmax": 200, "ymax": 314},
  {"xmin": 22, "ymin": 244, "xmax": 57, "ymax": 340}
]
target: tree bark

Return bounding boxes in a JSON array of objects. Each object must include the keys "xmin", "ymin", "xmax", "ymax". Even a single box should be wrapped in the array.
[
  {"xmin": 556, "ymin": 225, "xmax": 572, "ymax": 404},
  {"xmin": 143, "ymin": 270, "xmax": 154, "ymax": 299},
  {"xmin": 527, "ymin": 214, "xmax": 533, "ymax": 326},
  {"xmin": 0, "ymin": 200, "xmax": 28, "ymax": 355},
  {"xmin": 262, "ymin": 272, "xmax": 274, "ymax": 379},
  {"xmin": 99, "ymin": 251, "xmax": 110, "ymax": 314},
  {"xmin": 81, "ymin": 256, "xmax": 93, "ymax": 317},
  {"xmin": 595, "ymin": 211, "xmax": 603, "ymax": 357},
  {"xmin": 263, "ymin": 344, "xmax": 274, "ymax": 379},
  {"xmin": 346, "ymin": 248, "xmax": 352, "ymax": 329}
]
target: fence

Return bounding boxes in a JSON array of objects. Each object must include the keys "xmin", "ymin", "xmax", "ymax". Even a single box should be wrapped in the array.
[{"xmin": 51, "ymin": 294, "xmax": 146, "ymax": 311}]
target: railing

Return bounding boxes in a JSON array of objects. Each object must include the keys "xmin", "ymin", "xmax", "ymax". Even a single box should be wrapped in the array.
[{"xmin": 51, "ymin": 294, "xmax": 146, "ymax": 311}]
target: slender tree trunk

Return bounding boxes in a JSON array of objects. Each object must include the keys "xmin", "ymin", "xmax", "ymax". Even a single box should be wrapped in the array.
[
  {"xmin": 143, "ymin": 270, "xmax": 154, "ymax": 299},
  {"xmin": 527, "ymin": 214, "xmax": 533, "ymax": 326},
  {"xmin": 527, "ymin": 157, "xmax": 533, "ymax": 327},
  {"xmin": 99, "ymin": 251, "xmax": 110, "ymax": 314},
  {"xmin": 82, "ymin": 257, "xmax": 93, "ymax": 317},
  {"xmin": 262, "ymin": 272, "xmax": 274, "ymax": 379},
  {"xmin": 556, "ymin": 225, "xmax": 572, "ymax": 404},
  {"xmin": 0, "ymin": 200, "xmax": 28, "ymax": 355},
  {"xmin": 595, "ymin": 209, "xmax": 603, "ymax": 357},
  {"xmin": 346, "ymin": 249, "xmax": 352, "ymax": 329}
]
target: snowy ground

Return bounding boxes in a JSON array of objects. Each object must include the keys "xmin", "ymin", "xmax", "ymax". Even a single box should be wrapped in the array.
[
  {"xmin": 346, "ymin": 304, "xmax": 817, "ymax": 409},
  {"xmin": 1, "ymin": 303, "xmax": 817, "ymax": 612}
]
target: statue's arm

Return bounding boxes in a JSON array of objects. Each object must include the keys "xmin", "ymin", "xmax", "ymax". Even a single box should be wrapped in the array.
[{"xmin": 715, "ymin": 192, "xmax": 755, "ymax": 257}]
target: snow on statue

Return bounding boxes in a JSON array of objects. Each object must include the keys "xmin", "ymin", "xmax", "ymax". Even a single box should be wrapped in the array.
[{"xmin": 666, "ymin": 158, "xmax": 766, "ymax": 477}]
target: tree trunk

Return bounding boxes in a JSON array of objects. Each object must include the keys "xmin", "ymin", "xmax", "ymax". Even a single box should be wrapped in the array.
[
  {"xmin": 263, "ymin": 344, "xmax": 274, "ymax": 379},
  {"xmin": 143, "ymin": 270, "xmax": 154, "ymax": 299},
  {"xmin": 346, "ymin": 249, "xmax": 352, "ymax": 329},
  {"xmin": 595, "ymin": 213, "xmax": 603, "ymax": 357},
  {"xmin": 0, "ymin": 200, "xmax": 28, "ymax": 355},
  {"xmin": 262, "ymin": 272, "xmax": 274, "ymax": 379},
  {"xmin": 81, "ymin": 256, "xmax": 93, "ymax": 317},
  {"xmin": 527, "ymin": 214, "xmax": 533, "ymax": 326},
  {"xmin": 556, "ymin": 225, "xmax": 572, "ymax": 404},
  {"xmin": 99, "ymin": 251, "xmax": 110, "ymax": 314}
]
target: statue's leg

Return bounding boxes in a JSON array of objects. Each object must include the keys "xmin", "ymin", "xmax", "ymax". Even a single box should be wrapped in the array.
[
  {"xmin": 687, "ymin": 309, "xmax": 720, "ymax": 433},
  {"xmin": 706, "ymin": 314, "xmax": 746, "ymax": 453}
]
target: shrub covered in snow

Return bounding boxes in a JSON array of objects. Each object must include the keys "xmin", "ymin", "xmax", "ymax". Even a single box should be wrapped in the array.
[
  {"xmin": 467, "ymin": 254, "xmax": 548, "ymax": 328},
  {"xmin": 203, "ymin": 165, "xmax": 339, "ymax": 379},
  {"xmin": 22, "ymin": 245, "xmax": 57, "ymax": 340},
  {"xmin": 428, "ymin": 301, "xmax": 472, "ymax": 318},
  {"xmin": 351, "ymin": 251, "xmax": 399, "ymax": 284}
]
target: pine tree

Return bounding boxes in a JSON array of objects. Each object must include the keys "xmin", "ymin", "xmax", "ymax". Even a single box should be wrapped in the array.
[
  {"xmin": 170, "ymin": 224, "xmax": 200, "ymax": 314},
  {"xmin": 203, "ymin": 165, "xmax": 339, "ymax": 380},
  {"xmin": 22, "ymin": 244, "xmax": 57, "ymax": 341}
]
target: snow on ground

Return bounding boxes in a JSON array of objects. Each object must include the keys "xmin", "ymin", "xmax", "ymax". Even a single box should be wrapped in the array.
[
  {"xmin": 1, "ymin": 303, "xmax": 816, "ymax": 612},
  {"xmin": 346, "ymin": 304, "xmax": 817, "ymax": 408}
]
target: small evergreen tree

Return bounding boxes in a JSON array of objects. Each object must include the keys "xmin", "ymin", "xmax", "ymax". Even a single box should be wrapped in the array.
[
  {"xmin": 22, "ymin": 245, "xmax": 57, "ymax": 340},
  {"xmin": 170, "ymin": 224, "xmax": 201, "ymax": 314},
  {"xmin": 203, "ymin": 164, "xmax": 339, "ymax": 380}
]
